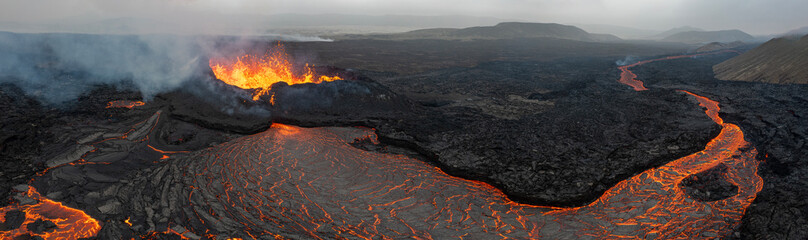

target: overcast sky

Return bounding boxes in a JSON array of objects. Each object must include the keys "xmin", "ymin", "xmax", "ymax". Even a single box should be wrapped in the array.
[{"xmin": 1, "ymin": 0, "xmax": 806, "ymax": 35}]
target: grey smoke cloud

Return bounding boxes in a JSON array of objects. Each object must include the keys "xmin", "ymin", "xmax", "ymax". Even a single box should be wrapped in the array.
[
  {"xmin": 615, "ymin": 56, "xmax": 640, "ymax": 66},
  {"xmin": 0, "ymin": 32, "xmax": 329, "ymax": 104},
  {"xmin": 0, "ymin": 33, "xmax": 205, "ymax": 104}
]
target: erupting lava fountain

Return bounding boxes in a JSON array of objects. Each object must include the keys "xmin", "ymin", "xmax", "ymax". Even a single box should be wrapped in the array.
[{"xmin": 208, "ymin": 44, "xmax": 343, "ymax": 101}]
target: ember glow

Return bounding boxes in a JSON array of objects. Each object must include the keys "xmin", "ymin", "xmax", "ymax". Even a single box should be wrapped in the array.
[
  {"xmin": 0, "ymin": 187, "xmax": 101, "ymax": 239},
  {"xmin": 209, "ymin": 44, "xmax": 343, "ymax": 101}
]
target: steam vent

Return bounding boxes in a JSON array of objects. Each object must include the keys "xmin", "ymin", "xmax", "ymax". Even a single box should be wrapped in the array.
[{"xmin": 2, "ymin": 13, "xmax": 807, "ymax": 240}]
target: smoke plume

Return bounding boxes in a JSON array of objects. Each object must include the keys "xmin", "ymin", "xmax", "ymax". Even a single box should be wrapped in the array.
[
  {"xmin": 615, "ymin": 55, "xmax": 639, "ymax": 66},
  {"xmin": 0, "ymin": 31, "xmax": 329, "ymax": 105}
]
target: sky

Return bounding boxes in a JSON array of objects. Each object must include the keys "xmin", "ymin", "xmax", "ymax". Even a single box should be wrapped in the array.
[{"xmin": 0, "ymin": 0, "xmax": 806, "ymax": 35}]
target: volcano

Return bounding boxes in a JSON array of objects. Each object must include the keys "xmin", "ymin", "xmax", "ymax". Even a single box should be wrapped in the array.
[{"xmin": 0, "ymin": 32, "xmax": 796, "ymax": 239}]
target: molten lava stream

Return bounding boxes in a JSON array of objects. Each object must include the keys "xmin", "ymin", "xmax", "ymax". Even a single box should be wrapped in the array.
[
  {"xmin": 209, "ymin": 44, "xmax": 342, "ymax": 101},
  {"xmin": 0, "ymin": 110, "xmax": 172, "ymax": 239},
  {"xmin": 617, "ymin": 50, "xmax": 739, "ymax": 91},
  {"xmin": 106, "ymin": 100, "xmax": 145, "ymax": 109},
  {"xmin": 0, "ymin": 187, "xmax": 101, "ymax": 239}
]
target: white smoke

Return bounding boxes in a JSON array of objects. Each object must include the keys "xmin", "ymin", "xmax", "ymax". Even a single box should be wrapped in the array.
[
  {"xmin": 0, "ymin": 31, "xmax": 327, "ymax": 104},
  {"xmin": 615, "ymin": 55, "xmax": 639, "ymax": 66}
]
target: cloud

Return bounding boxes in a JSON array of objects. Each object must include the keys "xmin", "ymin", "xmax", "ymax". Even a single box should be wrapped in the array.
[{"xmin": 1, "ymin": 0, "xmax": 806, "ymax": 35}]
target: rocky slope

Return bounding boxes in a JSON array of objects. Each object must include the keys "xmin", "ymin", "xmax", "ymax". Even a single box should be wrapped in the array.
[{"xmin": 714, "ymin": 35, "xmax": 808, "ymax": 84}]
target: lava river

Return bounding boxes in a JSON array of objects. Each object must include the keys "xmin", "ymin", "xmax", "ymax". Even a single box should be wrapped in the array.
[{"xmin": 117, "ymin": 51, "xmax": 762, "ymax": 239}]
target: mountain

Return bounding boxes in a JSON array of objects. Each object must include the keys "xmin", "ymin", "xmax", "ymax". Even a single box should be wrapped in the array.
[
  {"xmin": 713, "ymin": 35, "xmax": 808, "ymax": 84},
  {"xmin": 782, "ymin": 26, "xmax": 808, "ymax": 37},
  {"xmin": 589, "ymin": 33, "xmax": 622, "ymax": 42},
  {"xmin": 574, "ymin": 24, "xmax": 659, "ymax": 39},
  {"xmin": 650, "ymin": 26, "xmax": 705, "ymax": 39},
  {"xmin": 262, "ymin": 14, "xmax": 513, "ymax": 29},
  {"xmin": 335, "ymin": 22, "xmax": 620, "ymax": 42},
  {"xmin": 695, "ymin": 41, "xmax": 745, "ymax": 53},
  {"xmin": 662, "ymin": 30, "xmax": 754, "ymax": 44}
]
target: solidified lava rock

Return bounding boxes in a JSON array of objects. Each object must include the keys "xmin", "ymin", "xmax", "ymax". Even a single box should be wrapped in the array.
[
  {"xmin": 364, "ymin": 60, "xmax": 721, "ymax": 206},
  {"xmin": 628, "ymin": 54, "xmax": 808, "ymax": 239},
  {"xmin": 722, "ymin": 89, "xmax": 808, "ymax": 239},
  {"xmin": 680, "ymin": 164, "xmax": 738, "ymax": 201},
  {"xmin": 26, "ymin": 219, "xmax": 58, "ymax": 234},
  {"xmin": 0, "ymin": 84, "xmax": 52, "ymax": 205},
  {"xmin": 1, "ymin": 56, "xmax": 751, "ymax": 238},
  {"xmin": 165, "ymin": 70, "xmax": 415, "ymax": 134},
  {"xmin": 0, "ymin": 210, "xmax": 25, "ymax": 231},
  {"xmin": 155, "ymin": 59, "xmax": 722, "ymax": 208},
  {"xmin": 379, "ymin": 88, "xmax": 720, "ymax": 206}
]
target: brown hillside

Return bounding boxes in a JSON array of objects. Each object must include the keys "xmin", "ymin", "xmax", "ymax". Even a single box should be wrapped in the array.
[{"xmin": 714, "ymin": 35, "xmax": 808, "ymax": 84}]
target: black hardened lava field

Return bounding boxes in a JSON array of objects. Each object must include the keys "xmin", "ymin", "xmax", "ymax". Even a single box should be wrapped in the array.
[{"xmin": 1, "ymin": 27, "xmax": 807, "ymax": 239}]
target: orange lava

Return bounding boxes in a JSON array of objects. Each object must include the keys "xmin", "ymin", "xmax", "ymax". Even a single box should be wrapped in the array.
[
  {"xmin": 617, "ymin": 50, "xmax": 739, "ymax": 91},
  {"xmin": 170, "ymin": 116, "xmax": 760, "ymax": 238},
  {"xmin": 0, "ymin": 187, "xmax": 101, "ymax": 239},
  {"xmin": 15, "ymin": 111, "xmax": 169, "ymax": 239},
  {"xmin": 149, "ymin": 51, "xmax": 762, "ymax": 238},
  {"xmin": 106, "ymin": 100, "xmax": 145, "ymax": 109},
  {"xmin": 209, "ymin": 44, "xmax": 343, "ymax": 101}
]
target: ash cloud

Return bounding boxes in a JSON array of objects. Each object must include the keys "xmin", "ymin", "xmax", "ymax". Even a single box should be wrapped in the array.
[
  {"xmin": 0, "ymin": 32, "xmax": 328, "ymax": 105},
  {"xmin": 0, "ymin": 32, "xmax": 202, "ymax": 104}
]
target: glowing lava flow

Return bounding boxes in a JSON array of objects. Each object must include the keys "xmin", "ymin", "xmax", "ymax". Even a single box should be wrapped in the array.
[
  {"xmin": 617, "ymin": 50, "xmax": 740, "ymax": 91},
  {"xmin": 209, "ymin": 44, "xmax": 343, "ymax": 101},
  {"xmin": 0, "ymin": 187, "xmax": 101, "ymax": 239},
  {"xmin": 114, "ymin": 51, "xmax": 762, "ymax": 239},
  {"xmin": 135, "ymin": 108, "xmax": 760, "ymax": 239},
  {"xmin": 106, "ymin": 100, "xmax": 145, "ymax": 109},
  {"xmin": 1, "ymin": 110, "xmax": 172, "ymax": 239}
]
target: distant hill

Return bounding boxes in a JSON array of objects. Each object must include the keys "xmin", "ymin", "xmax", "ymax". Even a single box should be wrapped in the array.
[
  {"xmin": 650, "ymin": 26, "xmax": 705, "ymax": 39},
  {"xmin": 714, "ymin": 35, "xmax": 808, "ymax": 84},
  {"xmin": 589, "ymin": 33, "xmax": 622, "ymax": 42},
  {"xmin": 662, "ymin": 30, "xmax": 754, "ymax": 44},
  {"xmin": 782, "ymin": 26, "xmax": 808, "ymax": 37},
  {"xmin": 263, "ymin": 14, "xmax": 513, "ymax": 29},
  {"xmin": 695, "ymin": 41, "xmax": 745, "ymax": 52},
  {"xmin": 335, "ymin": 22, "xmax": 621, "ymax": 42},
  {"xmin": 575, "ymin": 24, "xmax": 659, "ymax": 39}
]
